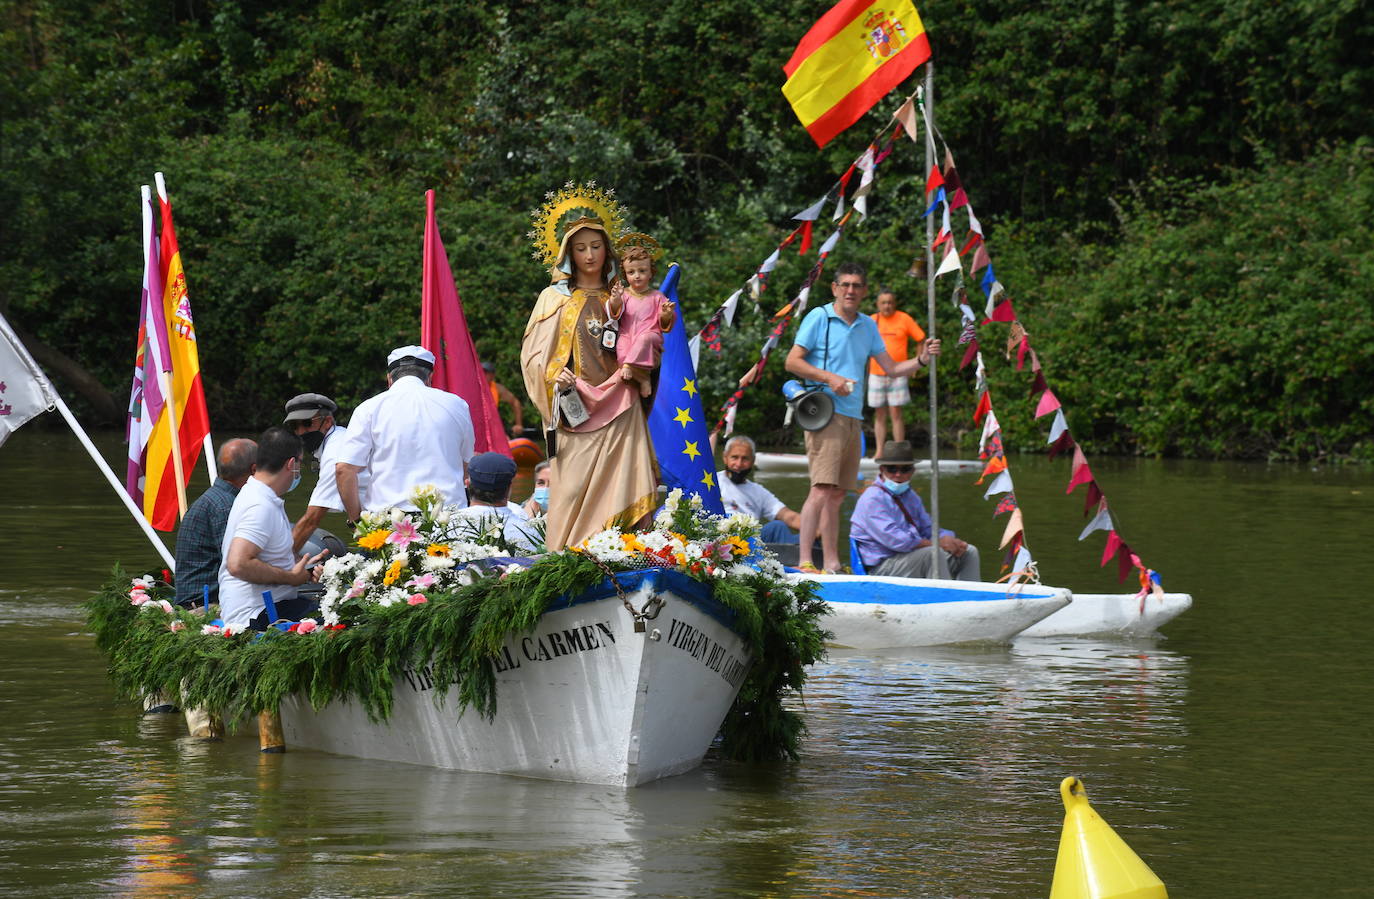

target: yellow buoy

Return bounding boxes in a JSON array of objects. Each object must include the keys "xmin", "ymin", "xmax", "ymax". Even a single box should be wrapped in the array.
[{"xmin": 1049, "ymin": 776, "xmax": 1168, "ymax": 899}]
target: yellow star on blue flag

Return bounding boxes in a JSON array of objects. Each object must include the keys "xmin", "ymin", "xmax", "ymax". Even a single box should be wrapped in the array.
[{"xmin": 647, "ymin": 264, "xmax": 724, "ymax": 514}]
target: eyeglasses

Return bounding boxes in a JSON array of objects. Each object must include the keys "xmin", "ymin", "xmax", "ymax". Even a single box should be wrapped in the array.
[{"xmin": 881, "ymin": 465, "xmax": 915, "ymax": 477}]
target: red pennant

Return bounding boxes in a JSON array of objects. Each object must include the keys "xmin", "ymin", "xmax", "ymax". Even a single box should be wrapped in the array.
[
  {"xmin": 1067, "ymin": 449, "xmax": 1094, "ymax": 493},
  {"xmin": 994, "ymin": 493, "xmax": 1018, "ymax": 516},
  {"xmin": 1029, "ymin": 370, "xmax": 1049, "ymax": 396},
  {"xmin": 942, "ymin": 158, "xmax": 963, "ymax": 192},
  {"xmin": 1083, "ymin": 480, "xmax": 1103, "ymax": 515},
  {"xmin": 960, "ymin": 233, "xmax": 982, "ymax": 256},
  {"xmin": 990, "ymin": 299, "xmax": 1016, "ymax": 322},
  {"xmin": 838, "ymin": 163, "xmax": 857, "ymax": 191},
  {"xmin": 949, "ymin": 187, "xmax": 969, "ymax": 210},
  {"xmin": 925, "ymin": 164, "xmax": 944, "ymax": 194},
  {"xmin": 1100, "ymin": 530, "xmax": 1123, "ymax": 567},
  {"xmin": 933, "ymin": 230, "xmax": 953, "ymax": 249},
  {"xmin": 798, "ymin": 220, "xmax": 814, "ymax": 255},
  {"xmin": 960, "ymin": 339, "xmax": 979, "ymax": 370},
  {"xmin": 1048, "ymin": 431, "xmax": 1076, "ymax": 459},
  {"xmin": 981, "ymin": 431, "xmax": 1004, "ymax": 460},
  {"xmin": 1016, "ymin": 336, "xmax": 1030, "ymax": 371},
  {"xmin": 973, "ymin": 389, "xmax": 992, "ymax": 423},
  {"xmin": 1117, "ymin": 544, "xmax": 1136, "ymax": 582}
]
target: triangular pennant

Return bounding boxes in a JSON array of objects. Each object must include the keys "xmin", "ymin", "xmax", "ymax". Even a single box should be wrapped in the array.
[
  {"xmin": 817, "ymin": 227, "xmax": 841, "ymax": 256},
  {"xmin": 1100, "ymin": 530, "xmax": 1123, "ymax": 567},
  {"xmin": 922, "ymin": 187, "xmax": 946, "ymax": 218},
  {"xmin": 721, "ymin": 289, "xmax": 742, "ymax": 327},
  {"xmin": 1011, "ymin": 543, "xmax": 1033, "ymax": 574},
  {"xmin": 959, "ymin": 233, "xmax": 982, "ymax": 256},
  {"xmin": 1034, "ymin": 389, "xmax": 1061, "ymax": 418},
  {"xmin": 970, "ymin": 242, "xmax": 991, "ymax": 273},
  {"xmin": 1047, "ymin": 409, "xmax": 1068, "ymax": 444},
  {"xmin": 989, "ymin": 299, "xmax": 1016, "ymax": 322},
  {"xmin": 1083, "ymin": 480, "xmax": 1103, "ymax": 515},
  {"xmin": 895, "ymin": 97, "xmax": 919, "ymax": 142},
  {"xmin": 960, "ymin": 339, "xmax": 979, "ymax": 370},
  {"xmin": 949, "ymin": 187, "xmax": 968, "ymax": 211},
  {"xmin": 967, "ymin": 206, "xmax": 983, "ymax": 236},
  {"xmin": 935, "ymin": 243, "xmax": 962, "ymax": 276},
  {"xmin": 973, "ymin": 389, "xmax": 992, "ymax": 422},
  {"xmin": 1067, "ymin": 452, "xmax": 1094, "ymax": 493},
  {"xmin": 1117, "ymin": 544, "xmax": 1136, "ymax": 583},
  {"xmin": 999, "ymin": 508, "xmax": 1025, "ymax": 549},
  {"xmin": 994, "ymin": 492, "xmax": 1018, "ymax": 516},
  {"xmin": 831, "ymin": 192, "xmax": 846, "ymax": 221},
  {"xmin": 925, "ymin": 164, "xmax": 945, "ymax": 195},
  {"xmin": 792, "ymin": 196, "xmax": 826, "ymax": 222},
  {"xmin": 980, "ymin": 264, "xmax": 996, "ymax": 297},
  {"xmin": 1029, "ymin": 370, "xmax": 1049, "ymax": 396},
  {"xmin": 758, "ymin": 249, "xmax": 781, "ymax": 274},
  {"xmin": 979, "ymin": 411, "xmax": 1000, "ymax": 454},
  {"xmin": 980, "ymin": 427, "xmax": 1004, "ymax": 461},
  {"xmin": 1047, "ymin": 430, "xmax": 1075, "ymax": 460},
  {"xmin": 798, "ymin": 219, "xmax": 814, "ymax": 255},
  {"xmin": 1078, "ymin": 501, "xmax": 1113, "ymax": 540},
  {"xmin": 977, "ymin": 455, "xmax": 1007, "ymax": 484},
  {"xmin": 983, "ymin": 469, "xmax": 1013, "ymax": 498}
]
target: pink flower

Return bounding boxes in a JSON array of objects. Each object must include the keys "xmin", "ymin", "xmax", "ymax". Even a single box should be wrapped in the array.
[
  {"xmin": 345, "ymin": 581, "xmax": 366, "ymax": 600},
  {"xmin": 129, "ymin": 590, "xmax": 149, "ymax": 606},
  {"xmin": 387, "ymin": 519, "xmax": 421, "ymax": 550},
  {"xmin": 155, "ymin": 599, "xmax": 174, "ymax": 614},
  {"xmin": 407, "ymin": 594, "xmax": 427, "ymax": 606},
  {"xmin": 404, "ymin": 573, "xmax": 435, "ymax": 589},
  {"xmin": 296, "ymin": 618, "xmax": 319, "ymax": 634},
  {"xmin": 168, "ymin": 621, "xmax": 185, "ymax": 632}
]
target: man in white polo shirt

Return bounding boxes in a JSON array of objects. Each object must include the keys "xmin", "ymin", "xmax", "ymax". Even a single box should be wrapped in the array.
[
  {"xmin": 218, "ymin": 427, "xmax": 327, "ymax": 630},
  {"xmin": 336, "ymin": 345, "xmax": 476, "ymax": 521}
]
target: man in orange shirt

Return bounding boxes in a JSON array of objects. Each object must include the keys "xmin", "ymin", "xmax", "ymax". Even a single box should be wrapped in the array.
[{"xmin": 867, "ymin": 287, "xmax": 927, "ymax": 457}]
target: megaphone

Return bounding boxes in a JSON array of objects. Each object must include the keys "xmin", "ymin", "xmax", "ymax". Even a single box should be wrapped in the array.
[{"xmin": 781, "ymin": 379, "xmax": 835, "ymax": 432}]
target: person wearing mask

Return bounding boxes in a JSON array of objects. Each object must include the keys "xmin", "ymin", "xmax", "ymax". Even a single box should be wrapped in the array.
[{"xmin": 716, "ymin": 435, "xmax": 800, "ymax": 544}]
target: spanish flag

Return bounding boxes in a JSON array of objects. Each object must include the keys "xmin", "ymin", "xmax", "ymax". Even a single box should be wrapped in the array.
[
  {"xmin": 782, "ymin": 0, "xmax": 930, "ymax": 148},
  {"xmin": 140, "ymin": 176, "xmax": 212, "ymax": 530}
]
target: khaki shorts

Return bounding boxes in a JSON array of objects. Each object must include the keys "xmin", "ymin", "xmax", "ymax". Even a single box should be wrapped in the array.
[{"xmin": 804, "ymin": 413, "xmax": 862, "ymax": 487}]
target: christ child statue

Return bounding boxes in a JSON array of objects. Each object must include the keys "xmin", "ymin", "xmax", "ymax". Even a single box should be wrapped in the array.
[{"xmin": 613, "ymin": 245, "xmax": 675, "ymax": 397}]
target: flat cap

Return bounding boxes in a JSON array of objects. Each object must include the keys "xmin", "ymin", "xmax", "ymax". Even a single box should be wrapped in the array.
[
  {"xmin": 283, "ymin": 393, "xmax": 338, "ymax": 423},
  {"xmin": 467, "ymin": 451, "xmax": 517, "ymax": 492}
]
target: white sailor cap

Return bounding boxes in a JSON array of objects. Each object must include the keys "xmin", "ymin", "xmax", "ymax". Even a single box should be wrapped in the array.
[{"xmin": 386, "ymin": 345, "xmax": 436, "ymax": 371}]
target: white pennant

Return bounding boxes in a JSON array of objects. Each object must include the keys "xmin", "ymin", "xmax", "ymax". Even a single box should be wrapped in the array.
[
  {"xmin": 747, "ymin": 274, "xmax": 762, "ymax": 300},
  {"xmin": 1047, "ymin": 409, "xmax": 1068, "ymax": 444},
  {"xmin": 1078, "ymin": 504, "xmax": 1114, "ymax": 541},
  {"xmin": 832, "ymin": 193, "xmax": 845, "ymax": 221},
  {"xmin": 793, "ymin": 196, "xmax": 826, "ymax": 221},
  {"xmin": 817, "ymin": 228, "xmax": 841, "ymax": 256},
  {"xmin": 959, "ymin": 303, "xmax": 976, "ymax": 324},
  {"xmin": 1012, "ymin": 544, "xmax": 1033, "ymax": 574},
  {"xmin": 940, "ymin": 202, "xmax": 951, "ymax": 239},
  {"xmin": 853, "ymin": 148, "xmax": 876, "ymax": 218},
  {"xmin": 721, "ymin": 289, "xmax": 741, "ymax": 327},
  {"xmin": 723, "ymin": 403, "xmax": 738, "ymax": 438},
  {"xmin": 935, "ymin": 243, "xmax": 961, "ymax": 276},
  {"xmin": 967, "ymin": 206, "xmax": 983, "ymax": 236},
  {"xmin": 983, "ymin": 470, "xmax": 1013, "ymax": 499},
  {"xmin": 689, "ymin": 334, "xmax": 701, "ymax": 371},
  {"xmin": 758, "ymin": 249, "xmax": 781, "ymax": 274},
  {"xmin": 795, "ymin": 285, "xmax": 812, "ymax": 314}
]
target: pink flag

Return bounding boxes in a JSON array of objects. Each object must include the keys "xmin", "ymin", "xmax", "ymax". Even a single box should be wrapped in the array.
[
  {"xmin": 420, "ymin": 190, "xmax": 510, "ymax": 457},
  {"xmin": 1066, "ymin": 446, "xmax": 1094, "ymax": 493},
  {"xmin": 1034, "ymin": 388, "xmax": 1061, "ymax": 418},
  {"xmin": 1100, "ymin": 529, "xmax": 1123, "ymax": 567}
]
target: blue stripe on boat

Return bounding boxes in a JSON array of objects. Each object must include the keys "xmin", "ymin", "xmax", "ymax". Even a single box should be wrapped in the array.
[{"xmin": 818, "ymin": 580, "xmax": 1059, "ymax": 606}]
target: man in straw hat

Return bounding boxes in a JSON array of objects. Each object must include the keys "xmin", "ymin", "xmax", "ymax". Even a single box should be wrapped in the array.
[
  {"xmin": 850, "ymin": 440, "xmax": 980, "ymax": 581},
  {"xmin": 335, "ymin": 345, "xmax": 476, "ymax": 520}
]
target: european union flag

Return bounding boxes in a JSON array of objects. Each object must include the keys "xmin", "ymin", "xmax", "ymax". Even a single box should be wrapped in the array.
[{"xmin": 647, "ymin": 264, "xmax": 725, "ymax": 514}]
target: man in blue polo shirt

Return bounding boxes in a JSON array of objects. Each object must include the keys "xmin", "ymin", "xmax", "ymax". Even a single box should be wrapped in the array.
[{"xmin": 784, "ymin": 262, "xmax": 940, "ymax": 573}]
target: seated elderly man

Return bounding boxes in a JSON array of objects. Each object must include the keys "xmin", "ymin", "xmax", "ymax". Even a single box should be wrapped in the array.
[
  {"xmin": 716, "ymin": 435, "xmax": 800, "ymax": 544},
  {"xmin": 849, "ymin": 440, "xmax": 981, "ymax": 581},
  {"xmin": 454, "ymin": 452, "xmax": 542, "ymax": 554}
]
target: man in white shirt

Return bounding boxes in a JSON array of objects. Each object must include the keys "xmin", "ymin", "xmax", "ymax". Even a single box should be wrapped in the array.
[
  {"xmin": 336, "ymin": 345, "xmax": 476, "ymax": 521},
  {"xmin": 717, "ymin": 435, "xmax": 801, "ymax": 544},
  {"xmin": 454, "ymin": 452, "xmax": 542, "ymax": 554},
  {"xmin": 218, "ymin": 427, "xmax": 327, "ymax": 630},
  {"xmin": 283, "ymin": 392, "xmax": 368, "ymax": 552}
]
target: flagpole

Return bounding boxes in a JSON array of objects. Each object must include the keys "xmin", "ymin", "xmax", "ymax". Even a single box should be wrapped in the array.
[
  {"xmin": 51, "ymin": 392, "xmax": 176, "ymax": 571},
  {"xmin": 922, "ymin": 63, "xmax": 945, "ymax": 578}
]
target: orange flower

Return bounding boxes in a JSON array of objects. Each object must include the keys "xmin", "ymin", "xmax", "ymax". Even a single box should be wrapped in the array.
[
  {"xmin": 383, "ymin": 559, "xmax": 405, "ymax": 586},
  {"xmin": 358, "ymin": 530, "xmax": 390, "ymax": 550},
  {"xmin": 426, "ymin": 543, "xmax": 451, "ymax": 557}
]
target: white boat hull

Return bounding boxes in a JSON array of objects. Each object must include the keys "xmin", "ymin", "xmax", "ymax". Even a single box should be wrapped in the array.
[
  {"xmin": 790, "ymin": 573, "xmax": 1072, "ymax": 648},
  {"xmin": 280, "ymin": 570, "xmax": 752, "ymax": 786},
  {"xmin": 1016, "ymin": 591, "xmax": 1192, "ymax": 637}
]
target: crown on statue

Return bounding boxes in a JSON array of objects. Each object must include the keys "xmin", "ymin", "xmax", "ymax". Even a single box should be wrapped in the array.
[
  {"xmin": 615, "ymin": 231, "xmax": 663, "ymax": 261},
  {"xmin": 527, "ymin": 181, "xmax": 628, "ymax": 267}
]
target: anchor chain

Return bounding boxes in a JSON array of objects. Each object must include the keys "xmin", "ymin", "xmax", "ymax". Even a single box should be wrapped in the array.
[{"xmin": 582, "ymin": 552, "xmax": 667, "ymax": 633}]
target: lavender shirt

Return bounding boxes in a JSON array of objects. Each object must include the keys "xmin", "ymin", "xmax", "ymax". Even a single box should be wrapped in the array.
[{"xmin": 849, "ymin": 479, "xmax": 956, "ymax": 570}]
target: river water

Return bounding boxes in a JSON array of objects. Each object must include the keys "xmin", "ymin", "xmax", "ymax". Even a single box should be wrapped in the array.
[{"xmin": 1, "ymin": 429, "xmax": 1370, "ymax": 897}]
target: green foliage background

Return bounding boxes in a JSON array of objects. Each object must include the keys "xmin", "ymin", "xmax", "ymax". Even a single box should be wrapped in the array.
[{"xmin": 2, "ymin": 0, "xmax": 1371, "ymax": 459}]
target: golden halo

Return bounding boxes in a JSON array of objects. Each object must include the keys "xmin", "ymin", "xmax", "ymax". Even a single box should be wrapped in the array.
[
  {"xmin": 615, "ymin": 231, "xmax": 664, "ymax": 261},
  {"xmin": 528, "ymin": 182, "xmax": 628, "ymax": 267}
]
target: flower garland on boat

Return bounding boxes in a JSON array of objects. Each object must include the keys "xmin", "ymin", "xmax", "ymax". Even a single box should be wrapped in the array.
[{"xmin": 85, "ymin": 486, "xmax": 829, "ymax": 762}]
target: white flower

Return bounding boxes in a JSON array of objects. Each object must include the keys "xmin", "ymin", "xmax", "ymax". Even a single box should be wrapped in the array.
[
  {"xmin": 663, "ymin": 488, "xmax": 683, "ymax": 511},
  {"xmin": 689, "ymin": 492, "xmax": 703, "ymax": 509},
  {"xmin": 421, "ymin": 554, "xmax": 457, "ymax": 571},
  {"xmin": 434, "ymin": 509, "xmax": 452, "ymax": 526},
  {"xmin": 390, "ymin": 508, "xmax": 407, "ymax": 524},
  {"xmin": 132, "ymin": 575, "xmax": 156, "ymax": 589},
  {"xmin": 638, "ymin": 531, "xmax": 671, "ymax": 552},
  {"xmin": 410, "ymin": 483, "xmax": 441, "ymax": 506},
  {"xmin": 362, "ymin": 560, "xmax": 385, "ymax": 579}
]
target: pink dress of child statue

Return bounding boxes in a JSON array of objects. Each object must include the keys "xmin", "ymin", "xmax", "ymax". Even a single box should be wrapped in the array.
[{"xmin": 614, "ymin": 247, "xmax": 675, "ymax": 398}]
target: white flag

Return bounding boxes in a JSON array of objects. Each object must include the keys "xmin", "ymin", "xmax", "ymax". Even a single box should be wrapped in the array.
[{"xmin": 0, "ymin": 311, "xmax": 57, "ymax": 447}]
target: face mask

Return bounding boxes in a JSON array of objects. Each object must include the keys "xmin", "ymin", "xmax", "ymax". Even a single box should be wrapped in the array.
[
  {"xmin": 725, "ymin": 467, "xmax": 752, "ymax": 485},
  {"xmin": 881, "ymin": 478, "xmax": 910, "ymax": 496},
  {"xmin": 532, "ymin": 486, "xmax": 550, "ymax": 510},
  {"xmin": 300, "ymin": 429, "xmax": 326, "ymax": 456},
  {"xmin": 287, "ymin": 463, "xmax": 302, "ymax": 493}
]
